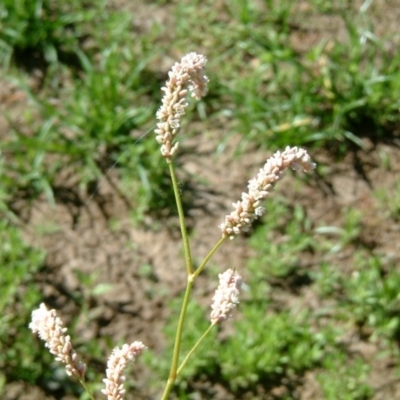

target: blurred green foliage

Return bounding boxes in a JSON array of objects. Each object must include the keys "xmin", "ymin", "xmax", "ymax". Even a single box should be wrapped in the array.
[
  {"xmin": 0, "ymin": 220, "xmax": 46, "ymax": 389},
  {"xmin": 0, "ymin": 0, "xmax": 100, "ymax": 67}
]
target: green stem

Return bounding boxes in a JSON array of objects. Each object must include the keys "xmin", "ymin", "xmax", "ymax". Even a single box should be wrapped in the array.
[
  {"xmin": 160, "ymin": 161, "xmax": 227, "ymax": 399},
  {"xmin": 168, "ymin": 161, "xmax": 193, "ymax": 275},
  {"xmin": 177, "ymin": 323, "xmax": 215, "ymax": 376},
  {"xmin": 160, "ymin": 276, "xmax": 195, "ymax": 400},
  {"xmin": 79, "ymin": 379, "xmax": 94, "ymax": 400},
  {"xmin": 193, "ymin": 236, "xmax": 227, "ymax": 279},
  {"xmin": 160, "ymin": 159, "xmax": 197, "ymax": 399}
]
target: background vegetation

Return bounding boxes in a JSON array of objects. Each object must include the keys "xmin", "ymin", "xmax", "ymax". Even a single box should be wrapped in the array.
[{"xmin": 1, "ymin": 0, "xmax": 400, "ymax": 399}]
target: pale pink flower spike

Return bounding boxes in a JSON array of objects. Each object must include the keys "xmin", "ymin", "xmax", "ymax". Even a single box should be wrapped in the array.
[
  {"xmin": 220, "ymin": 146, "xmax": 316, "ymax": 238},
  {"xmin": 102, "ymin": 341, "xmax": 146, "ymax": 400},
  {"xmin": 29, "ymin": 303, "xmax": 86, "ymax": 380},
  {"xmin": 155, "ymin": 52, "xmax": 209, "ymax": 159},
  {"xmin": 211, "ymin": 269, "xmax": 243, "ymax": 324}
]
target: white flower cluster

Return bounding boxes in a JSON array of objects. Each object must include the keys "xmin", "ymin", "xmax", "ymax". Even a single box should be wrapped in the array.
[
  {"xmin": 155, "ymin": 52, "xmax": 209, "ymax": 159},
  {"xmin": 102, "ymin": 342, "xmax": 146, "ymax": 400},
  {"xmin": 29, "ymin": 303, "xmax": 86, "ymax": 379},
  {"xmin": 220, "ymin": 146, "xmax": 316, "ymax": 238},
  {"xmin": 210, "ymin": 269, "xmax": 243, "ymax": 324}
]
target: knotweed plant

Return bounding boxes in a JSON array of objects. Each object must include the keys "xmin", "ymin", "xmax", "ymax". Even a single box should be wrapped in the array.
[{"xmin": 30, "ymin": 52, "xmax": 316, "ymax": 400}]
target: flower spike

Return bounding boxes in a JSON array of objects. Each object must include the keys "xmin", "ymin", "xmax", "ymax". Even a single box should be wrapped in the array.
[
  {"xmin": 102, "ymin": 341, "xmax": 146, "ymax": 400},
  {"xmin": 29, "ymin": 303, "xmax": 86, "ymax": 380},
  {"xmin": 219, "ymin": 146, "xmax": 316, "ymax": 238},
  {"xmin": 210, "ymin": 269, "xmax": 243, "ymax": 324},
  {"xmin": 155, "ymin": 52, "xmax": 209, "ymax": 159}
]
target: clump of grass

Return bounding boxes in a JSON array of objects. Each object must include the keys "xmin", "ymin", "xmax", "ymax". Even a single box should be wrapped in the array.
[
  {"xmin": 169, "ymin": 0, "xmax": 400, "ymax": 150},
  {"xmin": 0, "ymin": 0, "xmax": 100, "ymax": 68}
]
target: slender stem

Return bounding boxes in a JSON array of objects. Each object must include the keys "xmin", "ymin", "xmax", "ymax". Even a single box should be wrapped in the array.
[
  {"xmin": 168, "ymin": 161, "xmax": 193, "ymax": 275},
  {"xmin": 160, "ymin": 159, "xmax": 196, "ymax": 400},
  {"xmin": 160, "ymin": 276, "xmax": 195, "ymax": 400},
  {"xmin": 160, "ymin": 161, "xmax": 227, "ymax": 399},
  {"xmin": 160, "ymin": 160, "xmax": 196, "ymax": 400},
  {"xmin": 79, "ymin": 379, "xmax": 94, "ymax": 400},
  {"xmin": 193, "ymin": 236, "xmax": 227, "ymax": 279},
  {"xmin": 177, "ymin": 323, "xmax": 215, "ymax": 376}
]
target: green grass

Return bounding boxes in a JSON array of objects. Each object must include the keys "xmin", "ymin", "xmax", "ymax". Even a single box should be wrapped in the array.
[
  {"xmin": 0, "ymin": 221, "xmax": 46, "ymax": 390},
  {"xmin": 1, "ymin": 0, "xmax": 400, "ymax": 399},
  {"xmin": 0, "ymin": 0, "xmax": 101, "ymax": 68},
  {"xmin": 2, "ymin": 0, "xmax": 399, "ymax": 211}
]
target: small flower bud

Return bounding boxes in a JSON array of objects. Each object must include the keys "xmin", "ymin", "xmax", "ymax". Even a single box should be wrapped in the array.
[{"xmin": 210, "ymin": 269, "xmax": 243, "ymax": 324}]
